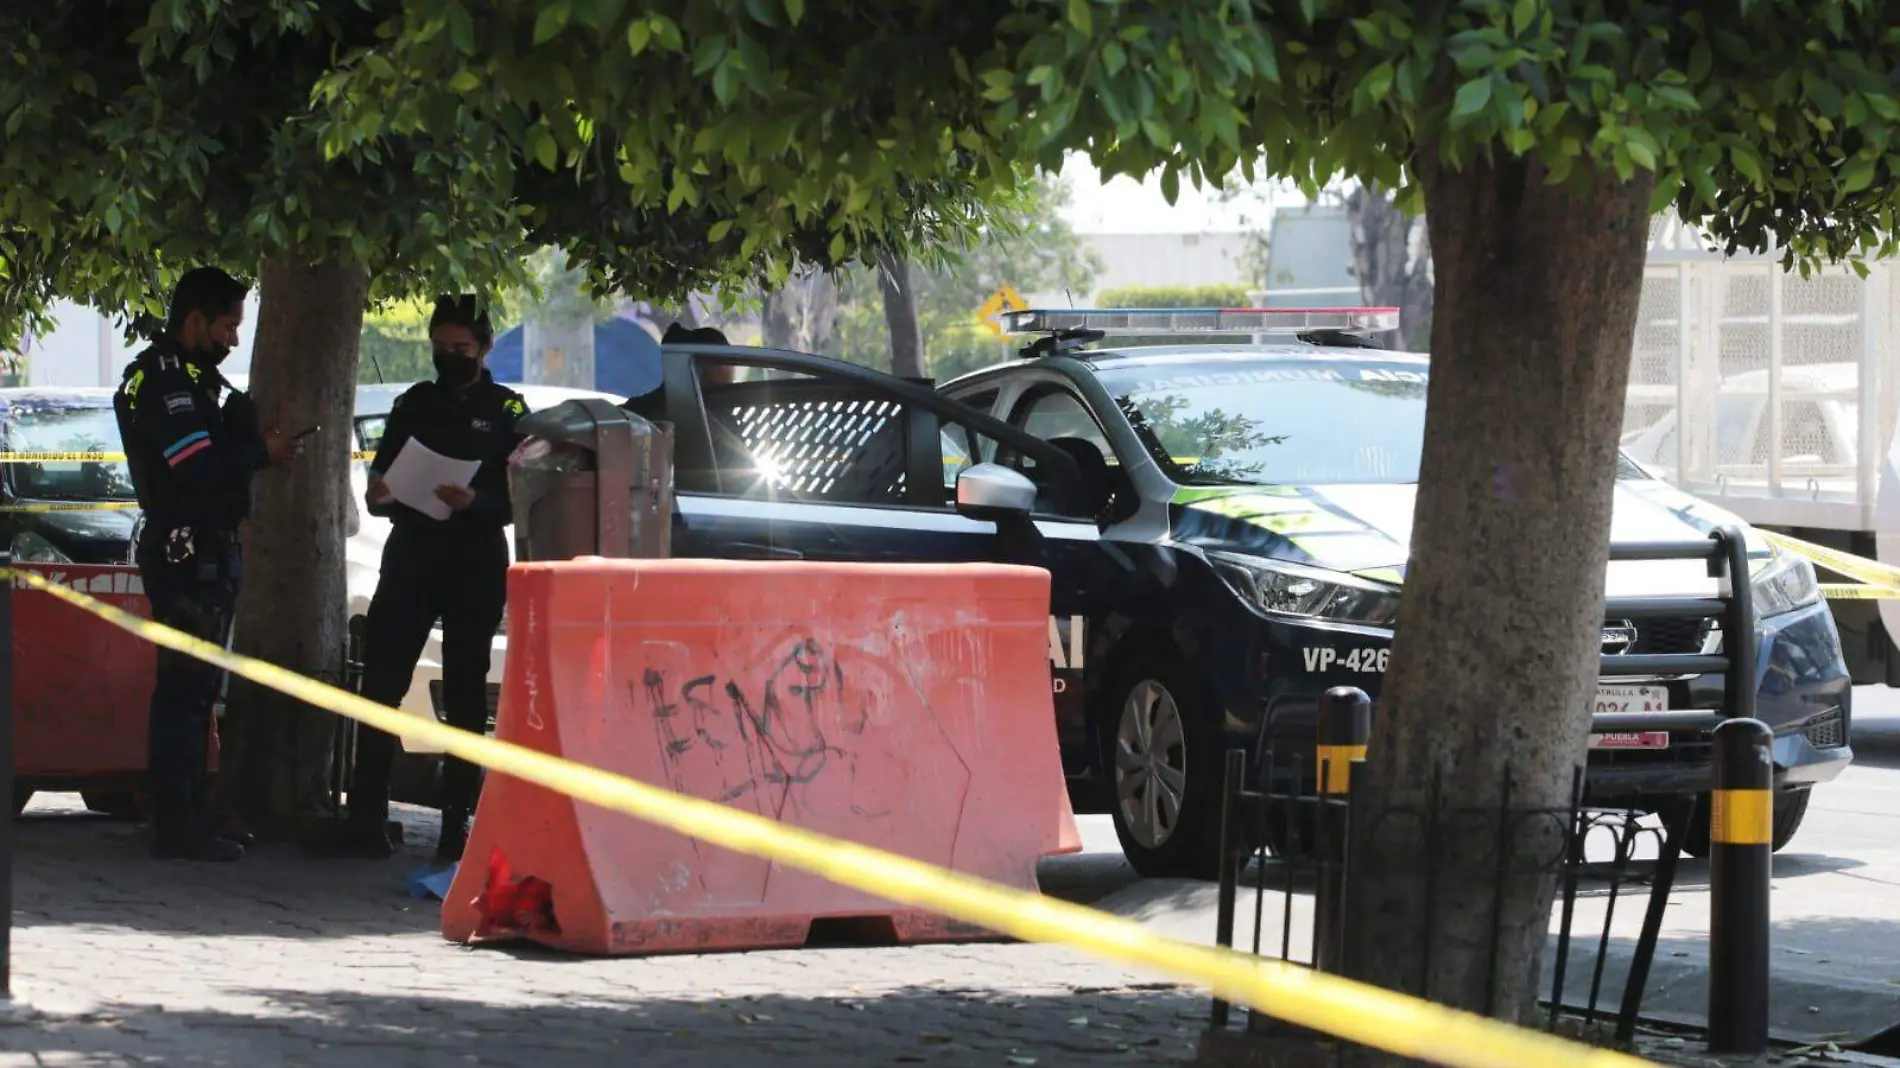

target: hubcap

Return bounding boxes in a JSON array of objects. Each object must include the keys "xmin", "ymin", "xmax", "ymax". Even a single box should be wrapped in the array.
[{"xmin": 1113, "ymin": 679, "xmax": 1188, "ymax": 849}]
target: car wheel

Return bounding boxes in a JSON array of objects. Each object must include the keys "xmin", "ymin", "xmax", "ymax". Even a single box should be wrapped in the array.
[
  {"xmin": 1099, "ymin": 655, "xmax": 1222, "ymax": 879},
  {"xmin": 81, "ymin": 790, "xmax": 142, "ymax": 820},
  {"xmin": 1674, "ymin": 787, "xmax": 1811, "ymax": 858},
  {"xmin": 1770, "ymin": 787, "xmax": 1811, "ymax": 853}
]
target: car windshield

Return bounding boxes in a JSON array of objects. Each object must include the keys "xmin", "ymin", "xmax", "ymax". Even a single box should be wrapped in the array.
[
  {"xmin": 6, "ymin": 403, "xmax": 136, "ymax": 500},
  {"xmin": 1096, "ymin": 357, "xmax": 1641, "ymax": 485},
  {"xmin": 1093, "ymin": 359, "xmax": 1431, "ymax": 485}
]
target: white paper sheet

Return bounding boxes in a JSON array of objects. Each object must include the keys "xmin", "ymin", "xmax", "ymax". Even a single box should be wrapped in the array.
[{"xmin": 383, "ymin": 438, "xmax": 482, "ymax": 521}]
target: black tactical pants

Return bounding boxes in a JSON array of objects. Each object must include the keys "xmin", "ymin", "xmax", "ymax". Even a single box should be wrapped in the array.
[
  {"xmin": 135, "ymin": 525, "xmax": 239, "ymax": 845},
  {"xmin": 349, "ymin": 524, "xmax": 507, "ymax": 828}
]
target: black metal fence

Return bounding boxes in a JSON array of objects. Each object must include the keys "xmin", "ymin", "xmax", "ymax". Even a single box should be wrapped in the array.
[{"xmin": 1209, "ymin": 748, "xmax": 1691, "ymax": 1046}]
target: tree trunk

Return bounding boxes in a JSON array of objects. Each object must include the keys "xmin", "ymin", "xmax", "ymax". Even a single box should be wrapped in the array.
[
  {"xmin": 221, "ymin": 257, "xmax": 370, "ymax": 828},
  {"xmin": 877, "ymin": 250, "xmax": 925, "ymax": 379},
  {"xmin": 761, "ymin": 287, "xmax": 797, "ymax": 351},
  {"xmin": 1345, "ymin": 185, "xmax": 1434, "ymax": 353},
  {"xmin": 803, "ymin": 270, "xmax": 839, "ymax": 354},
  {"xmin": 762, "ymin": 270, "xmax": 840, "ymax": 354},
  {"xmin": 1337, "ymin": 155, "xmax": 1653, "ymax": 1043}
]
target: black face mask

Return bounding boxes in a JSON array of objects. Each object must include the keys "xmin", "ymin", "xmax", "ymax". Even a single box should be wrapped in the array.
[{"xmin": 433, "ymin": 351, "xmax": 480, "ymax": 388}]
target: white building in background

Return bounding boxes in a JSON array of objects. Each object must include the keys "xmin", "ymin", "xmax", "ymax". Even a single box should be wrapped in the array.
[
  {"xmin": 19, "ymin": 294, "xmax": 263, "ymax": 388},
  {"xmin": 1024, "ymin": 232, "xmax": 1255, "ymax": 308}
]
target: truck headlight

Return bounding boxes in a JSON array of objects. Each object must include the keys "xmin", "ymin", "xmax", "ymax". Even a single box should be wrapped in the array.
[
  {"xmin": 1208, "ymin": 550, "xmax": 1401, "ymax": 627},
  {"xmin": 10, "ymin": 531, "xmax": 73, "ymax": 565},
  {"xmin": 1751, "ymin": 551, "xmax": 1821, "ymax": 618}
]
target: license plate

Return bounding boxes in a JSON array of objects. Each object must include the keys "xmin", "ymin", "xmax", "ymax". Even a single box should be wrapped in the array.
[{"xmin": 1589, "ymin": 685, "xmax": 1670, "ymax": 750}]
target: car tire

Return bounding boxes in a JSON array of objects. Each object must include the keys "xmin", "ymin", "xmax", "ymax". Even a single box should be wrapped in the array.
[
  {"xmin": 81, "ymin": 790, "xmax": 142, "ymax": 820},
  {"xmin": 1675, "ymin": 787, "xmax": 1811, "ymax": 858},
  {"xmin": 1096, "ymin": 653, "xmax": 1223, "ymax": 880}
]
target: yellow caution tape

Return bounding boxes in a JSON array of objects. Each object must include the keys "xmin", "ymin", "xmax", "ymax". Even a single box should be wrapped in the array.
[
  {"xmin": 1759, "ymin": 531, "xmax": 1900, "ymax": 602},
  {"xmin": 0, "ymin": 501, "xmax": 141, "ymax": 512},
  {"xmin": 1820, "ymin": 583, "xmax": 1900, "ymax": 600},
  {"xmin": 0, "ymin": 451, "xmax": 375, "ymax": 463},
  {"xmin": 5, "ymin": 568, "xmax": 1652, "ymax": 1068},
  {"xmin": 1762, "ymin": 530, "xmax": 1900, "ymax": 589}
]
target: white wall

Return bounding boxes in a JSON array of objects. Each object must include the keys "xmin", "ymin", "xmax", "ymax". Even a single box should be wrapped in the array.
[
  {"xmin": 1022, "ymin": 231, "xmax": 1254, "ymax": 309},
  {"xmin": 24, "ymin": 294, "xmax": 263, "ymax": 388}
]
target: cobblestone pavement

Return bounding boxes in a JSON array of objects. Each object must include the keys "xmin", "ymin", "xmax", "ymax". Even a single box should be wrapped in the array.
[{"xmin": 0, "ymin": 796, "xmax": 1202, "ymax": 1068}]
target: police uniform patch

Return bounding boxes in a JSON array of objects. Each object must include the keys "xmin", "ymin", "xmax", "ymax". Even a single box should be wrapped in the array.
[{"xmin": 164, "ymin": 392, "xmax": 195, "ymax": 414}]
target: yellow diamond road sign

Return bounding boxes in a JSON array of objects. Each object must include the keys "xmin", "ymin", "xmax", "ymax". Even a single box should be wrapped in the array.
[{"xmin": 977, "ymin": 284, "xmax": 1027, "ymax": 339}]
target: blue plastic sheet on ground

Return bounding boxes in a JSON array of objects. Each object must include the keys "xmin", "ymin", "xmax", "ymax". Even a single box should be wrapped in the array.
[{"xmin": 406, "ymin": 863, "xmax": 458, "ymax": 901}]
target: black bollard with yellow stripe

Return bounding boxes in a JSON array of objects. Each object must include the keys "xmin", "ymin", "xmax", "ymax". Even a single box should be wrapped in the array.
[
  {"xmin": 1707, "ymin": 716, "xmax": 1773, "ymax": 1055},
  {"xmin": 1313, "ymin": 685, "xmax": 1370, "ymax": 974}
]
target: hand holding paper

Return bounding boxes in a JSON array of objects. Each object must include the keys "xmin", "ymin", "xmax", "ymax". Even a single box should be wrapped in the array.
[{"xmin": 383, "ymin": 439, "xmax": 481, "ymax": 520}]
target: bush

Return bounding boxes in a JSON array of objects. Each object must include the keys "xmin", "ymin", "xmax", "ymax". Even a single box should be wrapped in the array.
[{"xmin": 1094, "ymin": 284, "xmax": 1254, "ymax": 309}]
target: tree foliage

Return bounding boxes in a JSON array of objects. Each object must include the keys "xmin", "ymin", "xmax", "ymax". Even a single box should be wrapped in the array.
[
  {"xmin": 828, "ymin": 176, "xmax": 1097, "ymax": 381},
  {"xmin": 1096, "ymin": 284, "xmax": 1254, "ymax": 308}
]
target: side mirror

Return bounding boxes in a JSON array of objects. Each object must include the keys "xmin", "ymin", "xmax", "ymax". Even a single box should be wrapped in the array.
[{"xmin": 955, "ymin": 463, "xmax": 1036, "ymax": 522}]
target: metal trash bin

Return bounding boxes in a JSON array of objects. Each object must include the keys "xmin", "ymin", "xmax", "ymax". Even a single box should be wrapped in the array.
[{"xmin": 508, "ymin": 398, "xmax": 673, "ymax": 562}]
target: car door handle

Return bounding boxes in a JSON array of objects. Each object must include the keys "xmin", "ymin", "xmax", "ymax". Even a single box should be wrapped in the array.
[{"xmin": 725, "ymin": 542, "xmax": 804, "ymax": 560}]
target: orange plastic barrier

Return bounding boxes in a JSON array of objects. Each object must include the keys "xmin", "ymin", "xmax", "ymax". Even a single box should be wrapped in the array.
[
  {"xmin": 441, "ymin": 558, "xmax": 1081, "ymax": 955},
  {"xmin": 11, "ymin": 564, "xmax": 163, "ymax": 784}
]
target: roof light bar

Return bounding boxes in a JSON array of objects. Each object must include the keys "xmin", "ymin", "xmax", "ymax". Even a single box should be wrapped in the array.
[{"xmin": 1001, "ymin": 307, "xmax": 1402, "ymax": 337}]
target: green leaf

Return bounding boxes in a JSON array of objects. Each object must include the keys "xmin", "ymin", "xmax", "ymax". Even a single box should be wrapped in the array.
[
  {"xmin": 1351, "ymin": 19, "xmax": 1386, "ymax": 48},
  {"xmin": 627, "ymin": 20, "xmax": 652, "ymax": 55},
  {"xmin": 1067, "ymin": 0, "xmax": 1092, "ymax": 35},
  {"xmin": 708, "ymin": 219, "xmax": 734, "ymax": 243},
  {"xmin": 784, "ymin": 0, "xmax": 805, "ymax": 25},
  {"xmin": 448, "ymin": 70, "xmax": 480, "ymax": 92},
  {"xmin": 1160, "ymin": 166, "xmax": 1179, "ymax": 204},
  {"xmin": 533, "ymin": 2, "xmax": 570, "ymax": 45},
  {"xmin": 1729, "ymin": 144, "xmax": 1765, "ymax": 186},
  {"xmin": 529, "ymin": 126, "xmax": 558, "ymax": 170},
  {"xmin": 1646, "ymin": 170, "xmax": 1683, "ymax": 215},
  {"xmin": 1512, "ymin": 0, "xmax": 1536, "ymax": 35},
  {"xmin": 1451, "ymin": 76, "xmax": 1493, "ymax": 120},
  {"xmin": 1651, "ymin": 85, "xmax": 1698, "ymax": 112},
  {"xmin": 447, "ymin": 3, "xmax": 475, "ymax": 53},
  {"xmin": 1101, "ymin": 41, "xmax": 1126, "ymax": 76},
  {"xmin": 1624, "ymin": 138, "xmax": 1656, "ymax": 171},
  {"xmin": 1359, "ymin": 63, "xmax": 1395, "ymax": 106},
  {"xmin": 1841, "ymin": 154, "xmax": 1877, "ymax": 194}
]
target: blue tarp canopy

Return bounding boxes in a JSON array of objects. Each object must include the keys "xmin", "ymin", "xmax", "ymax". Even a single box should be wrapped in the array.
[{"xmin": 486, "ymin": 316, "xmax": 662, "ymax": 397}]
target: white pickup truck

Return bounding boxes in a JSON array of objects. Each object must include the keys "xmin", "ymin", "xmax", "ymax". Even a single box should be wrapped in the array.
[{"xmin": 1626, "ymin": 217, "xmax": 1900, "ymax": 682}]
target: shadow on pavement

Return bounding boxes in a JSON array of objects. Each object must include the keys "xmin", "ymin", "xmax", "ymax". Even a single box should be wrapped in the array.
[
  {"xmin": 1551, "ymin": 913, "xmax": 1900, "ymax": 1046},
  {"xmin": 0, "ymin": 986, "xmax": 1205, "ymax": 1067},
  {"xmin": 9, "ymin": 799, "xmax": 1152, "ymax": 942}
]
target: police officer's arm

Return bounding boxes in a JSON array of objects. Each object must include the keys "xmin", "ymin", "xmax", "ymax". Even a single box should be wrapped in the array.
[
  {"xmin": 365, "ymin": 389, "xmax": 421, "ymax": 518},
  {"xmin": 463, "ymin": 393, "xmax": 528, "ymax": 524},
  {"xmin": 219, "ymin": 388, "xmax": 272, "ymax": 471},
  {"xmin": 146, "ymin": 372, "xmax": 254, "ymax": 522}
]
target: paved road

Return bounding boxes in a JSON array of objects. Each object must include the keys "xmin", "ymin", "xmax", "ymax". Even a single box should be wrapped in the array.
[
  {"xmin": 1084, "ymin": 684, "xmax": 1900, "ymax": 1046},
  {"xmin": 8, "ymin": 691, "xmax": 1900, "ymax": 1066}
]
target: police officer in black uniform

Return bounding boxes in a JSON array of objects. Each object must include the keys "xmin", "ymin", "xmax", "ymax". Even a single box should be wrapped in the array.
[
  {"xmin": 114, "ymin": 267, "xmax": 301, "ymax": 862},
  {"xmin": 338, "ymin": 296, "xmax": 528, "ymax": 861}
]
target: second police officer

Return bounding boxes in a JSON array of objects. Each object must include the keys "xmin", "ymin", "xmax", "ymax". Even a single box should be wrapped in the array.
[{"xmin": 334, "ymin": 296, "xmax": 528, "ymax": 860}]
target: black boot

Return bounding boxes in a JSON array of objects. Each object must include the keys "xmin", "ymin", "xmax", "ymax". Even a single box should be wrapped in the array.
[{"xmin": 435, "ymin": 807, "xmax": 469, "ymax": 863}]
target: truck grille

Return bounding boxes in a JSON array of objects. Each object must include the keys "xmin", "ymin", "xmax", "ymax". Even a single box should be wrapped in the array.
[
  {"xmin": 1803, "ymin": 709, "xmax": 1846, "ymax": 749},
  {"xmin": 1602, "ymin": 616, "xmax": 1714, "ymax": 657}
]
